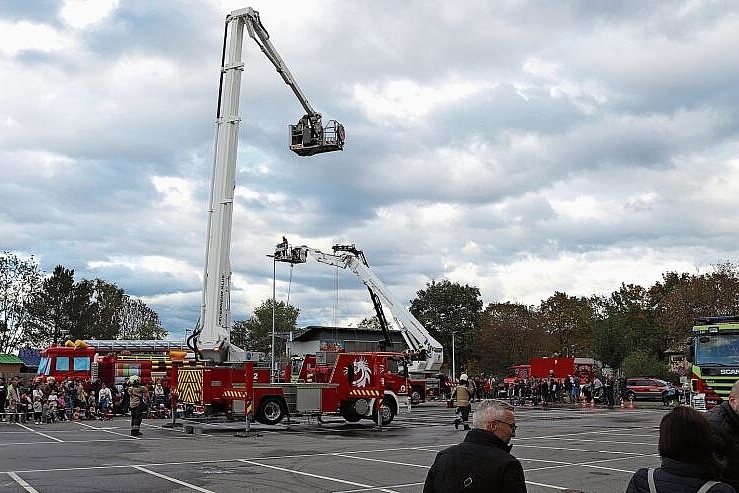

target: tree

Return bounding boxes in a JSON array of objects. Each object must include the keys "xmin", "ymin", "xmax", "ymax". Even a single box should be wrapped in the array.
[
  {"xmin": 409, "ymin": 279, "xmax": 483, "ymax": 371},
  {"xmin": 232, "ymin": 299, "xmax": 300, "ymax": 357},
  {"xmin": 357, "ymin": 315, "xmax": 382, "ymax": 331},
  {"xmin": 25, "ymin": 265, "xmax": 78, "ymax": 347},
  {"xmin": 538, "ymin": 292, "xmax": 595, "ymax": 357},
  {"xmin": 86, "ymin": 279, "xmax": 125, "ymax": 340},
  {"xmin": 119, "ymin": 296, "xmax": 168, "ymax": 340},
  {"xmin": 475, "ymin": 302, "xmax": 540, "ymax": 376},
  {"xmin": 0, "ymin": 252, "xmax": 43, "ymax": 352}
]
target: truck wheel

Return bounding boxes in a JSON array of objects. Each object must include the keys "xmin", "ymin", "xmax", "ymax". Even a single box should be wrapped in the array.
[
  {"xmin": 343, "ymin": 413, "xmax": 362, "ymax": 423},
  {"xmin": 625, "ymin": 390, "xmax": 635, "ymax": 402},
  {"xmin": 257, "ymin": 397, "xmax": 286, "ymax": 425},
  {"xmin": 372, "ymin": 398, "xmax": 395, "ymax": 426},
  {"xmin": 410, "ymin": 387, "xmax": 423, "ymax": 405}
]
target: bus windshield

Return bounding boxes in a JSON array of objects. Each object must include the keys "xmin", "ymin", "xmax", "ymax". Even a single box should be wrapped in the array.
[{"xmin": 695, "ymin": 334, "xmax": 739, "ymax": 366}]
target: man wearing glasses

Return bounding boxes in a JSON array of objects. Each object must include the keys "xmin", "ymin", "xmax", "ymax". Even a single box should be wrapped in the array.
[{"xmin": 423, "ymin": 399, "xmax": 527, "ymax": 492}]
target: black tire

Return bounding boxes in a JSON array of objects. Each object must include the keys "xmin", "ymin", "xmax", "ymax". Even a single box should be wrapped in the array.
[
  {"xmin": 257, "ymin": 396, "xmax": 287, "ymax": 425},
  {"xmin": 343, "ymin": 413, "xmax": 362, "ymax": 423},
  {"xmin": 625, "ymin": 390, "xmax": 636, "ymax": 401},
  {"xmin": 372, "ymin": 398, "xmax": 395, "ymax": 426},
  {"xmin": 410, "ymin": 387, "xmax": 424, "ymax": 405}
]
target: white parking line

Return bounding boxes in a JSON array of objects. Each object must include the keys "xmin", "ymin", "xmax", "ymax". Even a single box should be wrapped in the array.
[
  {"xmin": 238, "ymin": 459, "xmax": 402, "ymax": 493},
  {"xmin": 74, "ymin": 420, "xmax": 138, "ymax": 439},
  {"xmin": 333, "ymin": 453, "xmax": 429, "ymax": 468},
  {"xmin": 16, "ymin": 423, "xmax": 64, "ymax": 443},
  {"xmin": 7, "ymin": 471, "xmax": 40, "ymax": 493},
  {"xmin": 131, "ymin": 465, "xmax": 216, "ymax": 493}
]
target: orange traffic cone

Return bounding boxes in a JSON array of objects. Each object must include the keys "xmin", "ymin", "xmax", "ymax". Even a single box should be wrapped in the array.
[
  {"xmin": 581, "ymin": 398, "xmax": 586, "ymax": 408},
  {"xmin": 590, "ymin": 399, "xmax": 595, "ymax": 410},
  {"xmin": 619, "ymin": 400, "xmax": 625, "ymax": 410},
  {"xmin": 628, "ymin": 398, "xmax": 635, "ymax": 409}
]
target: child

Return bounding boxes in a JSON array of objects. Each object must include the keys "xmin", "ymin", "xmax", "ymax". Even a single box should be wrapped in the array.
[
  {"xmin": 87, "ymin": 392, "xmax": 97, "ymax": 419},
  {"xmin": 20, "ymin": 393, "xmax": 32, "ymax": 423},
  {"xmin": 56, "ymin": 393, "xmax": 67, "ymax": 421},
  {"xmin": 47, "ymin": 392, "xmax": 58, "ymax": 423},
  {"xmin": 33, "ymin": 395, "xmax": 43, "ymax": 425}
]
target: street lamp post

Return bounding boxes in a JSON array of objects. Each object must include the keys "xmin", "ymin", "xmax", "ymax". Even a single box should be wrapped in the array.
[
  {"xmin": 271, "ymin": 255, "xmax": 276, "ymax": 383},
  {"xmin": 451, "ymin": 332, "xmax": 456, "ymax": 382}
]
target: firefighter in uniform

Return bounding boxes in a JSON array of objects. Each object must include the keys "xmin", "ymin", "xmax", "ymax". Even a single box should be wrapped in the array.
[{"xmin": 128, "ymin": 375, "xmax": 144, "ymax": 436}]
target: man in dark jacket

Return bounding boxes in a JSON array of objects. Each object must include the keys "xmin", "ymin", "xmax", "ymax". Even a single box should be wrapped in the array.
[
  {"xmin": 706, "ymin": 378, "xmax": 739, "ymax": 489},
  {"xmin": 424, "ymin": 399, "xmax": 527, "ymax": 492}
]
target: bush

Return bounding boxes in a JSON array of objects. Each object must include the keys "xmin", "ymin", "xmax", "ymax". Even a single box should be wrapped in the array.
[{"xmin": 620, "ymin": 351, "xmax": 669, "ymax": 380}]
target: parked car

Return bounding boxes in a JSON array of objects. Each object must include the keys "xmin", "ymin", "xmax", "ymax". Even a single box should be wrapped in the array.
[{"xmin": 625, "ymin": 377, "xmax": 676, "ymax": 403}]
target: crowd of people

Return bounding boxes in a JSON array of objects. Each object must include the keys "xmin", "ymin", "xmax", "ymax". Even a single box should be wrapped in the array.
[
  {"xmin": 428, "ymin": 378, "xmax": 739, "ymax": 492},
  {"xmin": 0, "ymin": 374, "xmax": 172, "ymax": 425}
]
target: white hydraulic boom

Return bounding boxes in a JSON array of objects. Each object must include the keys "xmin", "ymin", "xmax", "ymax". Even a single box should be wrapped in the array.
[
  {"xmin": 192, "ymin": 7, "xmax": 345, "ymax": 363},
  {"xmin": 275, "ymin": 241, "xmax": 443, "ymax": 374}
]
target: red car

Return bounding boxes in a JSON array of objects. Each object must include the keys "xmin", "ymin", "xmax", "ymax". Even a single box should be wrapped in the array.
[{"xmin": 625, "ymin": 377, "xmax": 671, "ymax": 402}]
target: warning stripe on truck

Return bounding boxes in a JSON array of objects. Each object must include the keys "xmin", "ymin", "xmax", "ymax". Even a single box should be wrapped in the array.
[
  {"xmin": 177, "ymin": 369, "xmax": 203, "ymax": 404},
  {"xmin": 348, "ymin": 389, "xmax": 381, "ymax": 397},
  {"xmin": 222, "ymin": 390, "xmax": 249, "ymax": 400}
]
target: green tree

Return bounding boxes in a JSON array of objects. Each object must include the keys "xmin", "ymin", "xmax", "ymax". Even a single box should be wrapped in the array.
[
  {"xmin": 409, "ymin": 279, "xmax": 483, "ymax": 371},
  {"xmin": 233, "ymin": 299, "xmax": 300, "ymax": 357},
  {"xmin": 620, "ymin": 350, "xmax": 670, "ymax": 380},
  {"xmin": 26, "ymin": 265, "xmax": 79, "ymax": 346},
  {"xmin": 475, "ymin": 302, "xmax": 540, "ymax": 376},
  {"xmin": 357, "ymin": 315, "xmax": 382, "ymax": 331},
  {"xmin": 119, "ymin": 296, "xmax": 168, "ymax": 339},
  {"xmin": 86, "ymin": 279, "xmax": 125, "ymax": 340},
  {"xmin": 538, "ymin": 292, "xmax": 595, "ymax": 357},
  {"xmin": 0, "ymin": 252, "xmax": 43, "ymax": 352}
]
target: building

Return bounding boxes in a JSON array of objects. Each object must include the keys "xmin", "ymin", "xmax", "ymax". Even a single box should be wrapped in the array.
[
  {"xmin": 286, "ymin": 326, "xmax": 407, "ymax": 357},
  {"xmin": 0, "ymin": 354, "xmax": 24, "ymax": 376}
]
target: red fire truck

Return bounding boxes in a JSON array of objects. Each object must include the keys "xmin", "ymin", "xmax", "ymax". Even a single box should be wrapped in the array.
[
  {"xmin": 505, "ymin": 357, "xmax": 595, "ymax": 384},
  {"xmin": 176, "ymin": 351, "xmax": 408, "ymax": 425}
]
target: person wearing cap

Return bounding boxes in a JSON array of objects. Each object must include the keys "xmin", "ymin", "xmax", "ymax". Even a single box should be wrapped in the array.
[
  {"xmin": 452, "ymin": 375, "xmax": 472, "ymax": 430},
  {"xmin": 128, "ymin": 375, "xmax": 144, "ymax": 436},
  {"xmin": 424, "ymin": 399, "xmax": 526, "ymax": 493}
]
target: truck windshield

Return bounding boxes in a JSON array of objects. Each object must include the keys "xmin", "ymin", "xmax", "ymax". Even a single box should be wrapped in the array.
[{"xmin": 695, "ymin": 334, "xmax": 739, "ymax": 365}]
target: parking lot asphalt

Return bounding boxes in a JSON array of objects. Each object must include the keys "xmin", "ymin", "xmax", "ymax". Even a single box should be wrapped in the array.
[{"xmin": 0, "ymin": 400, "xmax": 669, "ymax": 493}]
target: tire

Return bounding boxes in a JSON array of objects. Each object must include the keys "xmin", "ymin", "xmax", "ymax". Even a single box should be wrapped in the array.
[
  {"xmin": 410, "ymin": 387, "xmax": 423, "ymax": 405},
  {"xmin": 625, "ymin": 390, "xmax": 636, "ymax": 401},
  {"xmin": 257, "ymin": 396, "xmax": 286, "ymax": 425},
  {"xmin": 372, "ymin": 398, "xmax": 395, "ymax": 426},
  {"xmin": 343, "ymin": 413, "xmax": 362, "ymax": 423}
]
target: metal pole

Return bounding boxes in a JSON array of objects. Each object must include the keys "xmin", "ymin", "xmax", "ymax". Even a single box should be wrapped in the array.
[
  {"xmin": 452, "ymin": 332, "xmax": 456, "ymax": 381},
  {"xmin": 271, "ymin": 256, "xmax": 276, "ymax": 384}
]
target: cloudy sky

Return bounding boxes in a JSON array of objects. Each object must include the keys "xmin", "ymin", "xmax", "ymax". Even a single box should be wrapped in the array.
[{"xmin": 2, "ymin": 0, "xmax": 739, "ymax": 340}]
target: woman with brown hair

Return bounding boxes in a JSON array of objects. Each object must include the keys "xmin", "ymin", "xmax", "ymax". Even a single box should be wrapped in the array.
[{"xmin": 626, "ymin": 406, "xmax": 735, "ymax": 492}]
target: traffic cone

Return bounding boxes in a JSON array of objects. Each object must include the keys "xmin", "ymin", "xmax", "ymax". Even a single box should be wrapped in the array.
[
  {"xmin": 590, "ymin": 399, "xmax": 595, "ymax": 410},
  {"xmin": 580, "ymin": 398, "xmax": 586, "ymax": 408},
  {"xmin": 619, "ymin": 400, "xmax": 625, "ymax": 410},
  {"xmin": 628, "ymin": 398, "xmax": 635, "ymax": 410}
]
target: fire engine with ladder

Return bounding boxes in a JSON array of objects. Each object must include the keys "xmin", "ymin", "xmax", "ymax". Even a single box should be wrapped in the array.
[
  {"xmin": 172, "ymin": 7, "xmax": 412, "ymax": 426},
  {"xmin": 275, "ymin": 241, "xmax": 445, "ymax": 405}
]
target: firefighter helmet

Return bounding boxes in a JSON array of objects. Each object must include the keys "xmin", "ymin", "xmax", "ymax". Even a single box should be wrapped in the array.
[{"xmin": 129, "ymin": 375, "xmax": 140, "ymax": 384}]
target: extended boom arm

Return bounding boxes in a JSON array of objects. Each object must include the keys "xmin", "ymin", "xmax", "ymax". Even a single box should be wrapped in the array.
[
  {"xmin": 277, "ymin": 243, "xmax": 443, "ymax": 373},
  {"xmin": 192, "ymin": 7, "xmax": 345, "ymax": 363}
]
